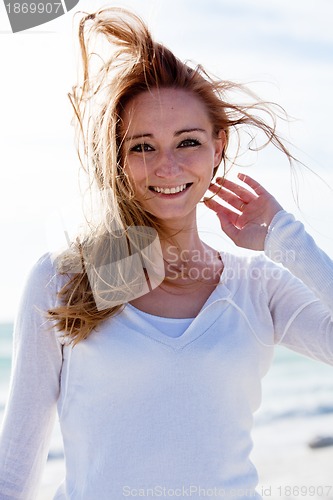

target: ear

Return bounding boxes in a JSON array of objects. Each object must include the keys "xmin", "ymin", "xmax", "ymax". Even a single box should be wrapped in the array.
[{"xmin": 214, "ymin": 129, "xmax": 226, "ymax": 166}]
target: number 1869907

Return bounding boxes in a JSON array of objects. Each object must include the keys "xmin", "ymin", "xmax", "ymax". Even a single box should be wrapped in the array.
[{"xmin": 5, "ymin": 3, "xmax": 62, "ymax": 15}]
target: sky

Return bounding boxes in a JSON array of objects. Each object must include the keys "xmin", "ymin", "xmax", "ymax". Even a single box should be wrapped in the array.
[{"xmin": 0, "ymin": 0, "xmax": 332, "ymax": 321}]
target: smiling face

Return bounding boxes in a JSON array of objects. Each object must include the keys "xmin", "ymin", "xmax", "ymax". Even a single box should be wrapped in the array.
[{"xmin": 121, "ymin": 88, "xmax": 224, "ymax": 228}]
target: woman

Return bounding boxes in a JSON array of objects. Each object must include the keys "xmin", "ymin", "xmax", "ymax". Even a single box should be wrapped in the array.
[{"xmin": 0, "ymin": 7, "xmax": 332, "ymax": 499}]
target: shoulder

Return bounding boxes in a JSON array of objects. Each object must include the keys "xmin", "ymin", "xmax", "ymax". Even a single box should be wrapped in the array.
[
  {"xmin": 25, "ymin": 252, "xmax": 60, "ymax": 291},
  {"xmin": 221, "ymin": 250, "xmax": 291, "ymax": 302},
  {"xmin": 21, "ymin": 251, "xmax": 74, "ymax": 310},
  {"xmin": 222, "ymin": 251, "xmax": 280, "ymax": 279},
  {"xmin": 28, "ymin": 247, "xmax": 82, "ymax": 287}
]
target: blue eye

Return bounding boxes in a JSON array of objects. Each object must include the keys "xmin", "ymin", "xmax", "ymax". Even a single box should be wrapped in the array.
[
  {"xmin": 178, "ymin": 139, "xmax": 201, "ymax": 148},
  {"xmin": 130, "ymin": 143, "xmax": 154, "ymax": 152}
]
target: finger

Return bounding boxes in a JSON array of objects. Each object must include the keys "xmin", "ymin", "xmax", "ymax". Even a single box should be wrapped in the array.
[
  {"xmin": 204, "ymin": 198, "xmax": 242, "ymax": 241},
  {"xmin": 203, "ymin": 197, "xmax": 240, "ymax": 226},
  {"xmin": 237, "ymin": 173, "xmax": 268, "ymax": 195},
  {"xmin": 215, "ymin": 177, "xmax": 256, "ymax": 203},
  {"xmin": 208, "ymin": 183, "xmax": 251, "ymax": 212}
]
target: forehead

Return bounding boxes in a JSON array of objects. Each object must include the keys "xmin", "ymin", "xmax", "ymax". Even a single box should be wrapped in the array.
[{"xmin": 122, "ymin": 88, "xmax": 212, "ymax": 132}]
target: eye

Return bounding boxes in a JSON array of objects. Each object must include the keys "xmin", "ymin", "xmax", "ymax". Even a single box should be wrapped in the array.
[
  {"xmin": 130, "ymin": 143, "xmax": 154, "ymax": 153},
  {"xmin": 178, "ymin": 138, "xmax": 201, "ymax": 148}
]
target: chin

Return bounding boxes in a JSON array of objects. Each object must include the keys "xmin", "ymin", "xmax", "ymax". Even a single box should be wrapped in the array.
[{"xmin": 148, "ymin": 209, "xmax": 197, "ymax": 228}]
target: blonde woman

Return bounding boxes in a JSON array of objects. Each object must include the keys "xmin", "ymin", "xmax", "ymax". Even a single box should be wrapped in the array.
[{"xmin": 0, "ymin": 7, "xmax": 332, "ymax": 500}]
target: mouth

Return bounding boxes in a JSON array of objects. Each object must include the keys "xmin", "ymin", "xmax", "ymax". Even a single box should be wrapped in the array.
[{"xmin": 148, "ymin": 183, "xmax": 193, "ymax": 195}]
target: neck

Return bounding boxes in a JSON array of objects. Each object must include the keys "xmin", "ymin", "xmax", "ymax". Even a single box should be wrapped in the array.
[
  {"xmin": 153, "ymin": 209, "xmax": 222, "ymax": 283},
  {"xmin": 158, "ymin": 213, "xmax": 200, "ymax": 251},
  {"xmin": 158, "ymin": 220, "xmax": 217, "ymax": 275}
]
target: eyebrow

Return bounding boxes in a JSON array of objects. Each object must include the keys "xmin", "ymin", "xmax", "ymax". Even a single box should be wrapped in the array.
[
  {"xmin": 125, "ymin": 128, "xmax": 207, "ymax": 142},
  {"xmin": 175, "ymin": 128, "xmax": 207, "ymax": 136},
  {"xmin": 125, "ymin": 133, "xmax": 153, "ymax": 142}
]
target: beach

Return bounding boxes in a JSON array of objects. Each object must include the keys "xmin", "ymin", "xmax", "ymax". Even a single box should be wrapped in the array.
[{"xmin": 252, "ymin": 417, "xmax": 333, "ymax": 500}]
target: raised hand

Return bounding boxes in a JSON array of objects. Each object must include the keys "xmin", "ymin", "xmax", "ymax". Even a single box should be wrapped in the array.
[{"xmin": 204, "ymin": 173, "xmax": 283, "ymax": 251}]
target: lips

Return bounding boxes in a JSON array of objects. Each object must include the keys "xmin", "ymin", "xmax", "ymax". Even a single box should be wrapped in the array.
[{"xmin": 149, "ymin": 183, "xmax": 192, "ymax": 194}]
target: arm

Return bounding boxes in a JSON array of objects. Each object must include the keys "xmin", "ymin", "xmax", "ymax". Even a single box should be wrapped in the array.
[
  {"xmin": 265, "ymin": 209, "xmax": 333, "ymax": 311},
  {"xmin": 264, "ymin": 210, "xmax": 333, "ymax": 363},
  {"xmin": 205, "ymin": 173, "xmax": 333, "ymax": 304},
  {"xmin": 205, "ymin": 175, "xmax": 333, "ymax": 364},
  {"xmin": 0, "ymin": 254, "xmax": 63, "ymax": 500}
]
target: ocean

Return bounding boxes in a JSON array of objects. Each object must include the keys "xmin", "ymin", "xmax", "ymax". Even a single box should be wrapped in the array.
[
  {"xmin": 0, "ymin": 323, "xmax": 12, "ymax": 410},
  {"xmin": 1, "ymin": 322, "xmax": 333, "ymax": 461}
]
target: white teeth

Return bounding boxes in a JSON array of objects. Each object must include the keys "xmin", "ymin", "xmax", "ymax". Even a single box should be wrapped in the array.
[{"xmin": 152, "ymin": 184, "xmax": 187, "ymax": 194}]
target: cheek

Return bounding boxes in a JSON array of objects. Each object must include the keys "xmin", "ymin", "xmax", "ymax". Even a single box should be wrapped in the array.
[
  {"xmin": 124, "ymin": 162, "xmax": 151, "ymax": 197},
  {"xmin": 186, "ymin": 149, "xmax": 215, "ymax": 175}
]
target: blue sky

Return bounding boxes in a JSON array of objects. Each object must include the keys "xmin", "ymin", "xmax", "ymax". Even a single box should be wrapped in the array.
[{"xmin": 0, "ymin": 0, "xmax": 332, "ymax": 321}]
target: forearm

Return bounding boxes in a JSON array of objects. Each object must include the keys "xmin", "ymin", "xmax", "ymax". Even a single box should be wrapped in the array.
[
  {"xmin": 0, "ymin": 254, "xmax": 63, "ymax": 499},
  {"xmin": 265, "ymin": 210, "xmax": 333, "ymax": 313}
]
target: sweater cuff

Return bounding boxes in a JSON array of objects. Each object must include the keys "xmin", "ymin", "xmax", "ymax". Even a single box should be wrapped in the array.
[{"xmin": 264, "ymin": 210, "xmax": 297, "ymax": 264}]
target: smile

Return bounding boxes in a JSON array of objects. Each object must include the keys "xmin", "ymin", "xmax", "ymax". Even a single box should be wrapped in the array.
[{"xmin": 149, "ymin": 183, "xmax": 192, "ymax": 194}]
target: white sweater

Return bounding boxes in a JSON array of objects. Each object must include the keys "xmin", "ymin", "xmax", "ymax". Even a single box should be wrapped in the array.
[{"xmin": 0, "ymin": 210, "xmax": 332, "ymax": 500}]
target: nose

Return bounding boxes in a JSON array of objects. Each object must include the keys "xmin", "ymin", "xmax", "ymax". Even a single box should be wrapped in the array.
[{"xmin": 155, "ymin": 150, "xmax": 182, "ymax": 178}]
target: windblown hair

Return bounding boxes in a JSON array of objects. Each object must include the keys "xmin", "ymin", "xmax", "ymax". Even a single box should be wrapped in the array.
[{"xmin": 48, "ymin": 6, "xmax": 295, "ymax": 345}]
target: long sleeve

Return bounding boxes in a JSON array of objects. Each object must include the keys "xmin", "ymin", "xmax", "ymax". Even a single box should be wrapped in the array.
[
  {"xmin": 0, "ymin": 254, "xmax": 63, "ymax": 500},
  {"xmin": 264, "ymin": 210, "xmax": 333, "ymax": 363}
]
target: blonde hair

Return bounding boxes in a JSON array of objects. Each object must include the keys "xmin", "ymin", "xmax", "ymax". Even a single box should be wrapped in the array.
[{"xmin": 48, "ymin": 6, "xmax": 295, "ymax": 344}]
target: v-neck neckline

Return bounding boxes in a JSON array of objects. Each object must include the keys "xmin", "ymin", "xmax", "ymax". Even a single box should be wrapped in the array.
[{"xmin": 122, "ymin": 252, "xmax": 234, "ymax": 350}]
